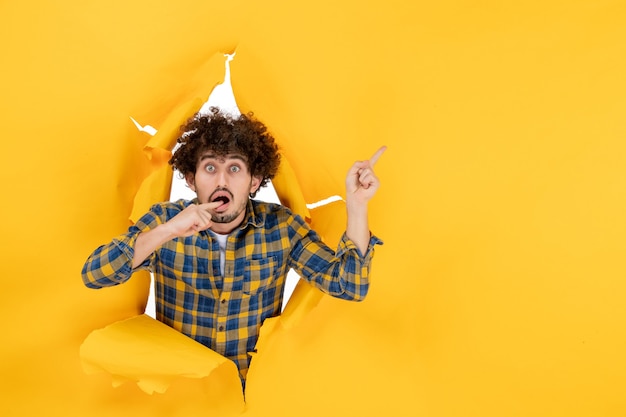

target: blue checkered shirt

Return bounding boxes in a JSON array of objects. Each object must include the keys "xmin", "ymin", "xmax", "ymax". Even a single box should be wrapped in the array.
[{"xmin": 82, "ymin": 199, "xmax": 382, "ymax": 380}]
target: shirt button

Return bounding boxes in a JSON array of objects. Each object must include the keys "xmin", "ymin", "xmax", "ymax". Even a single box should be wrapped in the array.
[
  {"xmin": 221, "ymin": 299, "xmax": 226, "ymax": 304},
  {"xmin": 218, "ymin": 326, "xmax": 224, "ymax": 331}
]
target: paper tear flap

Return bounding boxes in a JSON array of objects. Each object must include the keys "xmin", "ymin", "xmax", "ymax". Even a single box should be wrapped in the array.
[{"xmin": 80, "ymin": 314, "xmax": 242, "ymax": 397}]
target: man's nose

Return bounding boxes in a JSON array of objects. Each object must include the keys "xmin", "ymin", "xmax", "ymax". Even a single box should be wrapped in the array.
[{"xmin": 216, "ymin": 170, "xmax": 228, "ymax": 187}]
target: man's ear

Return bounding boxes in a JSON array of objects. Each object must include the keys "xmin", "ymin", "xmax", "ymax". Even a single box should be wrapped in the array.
[
  {"xmin": 185, "ymin": 174, "xmax": 196, "ymax": 192},
  {"xmin": 250, "ymin": 176, "xmax": 262, "ymax": 194}
]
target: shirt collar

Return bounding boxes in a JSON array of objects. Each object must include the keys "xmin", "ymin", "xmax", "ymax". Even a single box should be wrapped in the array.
[{"xmin": 240, "ymin": 199, "xmax": 264, "ymax": 230}]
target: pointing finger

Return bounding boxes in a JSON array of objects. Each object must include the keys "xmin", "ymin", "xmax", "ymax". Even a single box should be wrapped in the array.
[
  {"xmin": 198, "ymin": 201, "xmax": 223, "ymax": 211},
  {"xmin": 369, "ymin": 145, "xmax": 387, "ymax": 167}
]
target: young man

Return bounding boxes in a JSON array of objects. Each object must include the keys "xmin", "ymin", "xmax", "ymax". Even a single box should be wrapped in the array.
[{"xmin": 82, "ymin": 108, "xmax": 384, "ymax": 383}]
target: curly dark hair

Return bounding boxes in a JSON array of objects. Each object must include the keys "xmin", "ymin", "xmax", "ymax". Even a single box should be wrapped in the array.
[{"xmin": 169, "ymin": 107, "xmax": 281, "ymax": 196}]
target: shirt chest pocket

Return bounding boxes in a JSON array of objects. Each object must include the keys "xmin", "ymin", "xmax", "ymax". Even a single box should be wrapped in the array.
[{"xmin": 243, "ymin": 256, "xmax": 277, "ymax": 295}]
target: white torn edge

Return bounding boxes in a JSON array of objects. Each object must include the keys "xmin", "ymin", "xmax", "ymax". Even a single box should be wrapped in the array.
[
  {"xmin": 130, "ymin": 52, "xmax": 239, "ymax": 139},
  {"xmin": 199, "ymin": 52, "xmax": 240, "ymax": 116},
  {"xmin": 306, "ymin": 195, "xmax": 344, "ymax": 210},
  {"xmin": 129, "ymin": 116, "xmax": 157, "ymax": 136}
]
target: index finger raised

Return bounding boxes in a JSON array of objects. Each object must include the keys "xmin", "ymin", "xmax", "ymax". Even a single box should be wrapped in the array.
[{"xmin": 369, "ymin": 145, "xmax": 387, "ymax": 166}]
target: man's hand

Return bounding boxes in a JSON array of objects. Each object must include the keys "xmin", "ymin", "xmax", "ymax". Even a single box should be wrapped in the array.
[
  {"xmin": 132, "ymin": 202, "xmax": 222, "ymax": 268},
  {"xmin": 346, "ymin": 146, "xmax": 386, "ymax": 206},
  {"xmin": 345, "ymin": 146, "xmax": 386, "ymax": 255},
  {"xmin": 164, "ymin": 202, "xmax": 223, "ymax": 238}
]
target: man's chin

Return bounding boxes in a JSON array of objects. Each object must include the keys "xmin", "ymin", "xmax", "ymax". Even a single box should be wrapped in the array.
[{"xmin": 211, "ymin": 212, "xmax": 237, "ymax": 224}]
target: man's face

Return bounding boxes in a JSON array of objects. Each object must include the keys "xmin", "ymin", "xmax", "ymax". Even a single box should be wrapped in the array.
[{"xmin": 186, "ymin": 151, "xmax": 261, "ymax": 234}]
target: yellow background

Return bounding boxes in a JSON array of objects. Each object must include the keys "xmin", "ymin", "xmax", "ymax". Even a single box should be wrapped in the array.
[{"xmin": 1, "ymin": 1, "xmax": 626, "ymax": 416}]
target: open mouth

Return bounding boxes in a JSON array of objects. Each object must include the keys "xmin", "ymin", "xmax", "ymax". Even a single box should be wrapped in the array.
[
  {"xmin": 209, "ymin": 190, "xmax": 233, "ymax": 211},
  {"xmin": 212, "ymin": 196, "xmax": 230, "ymax": 205}
]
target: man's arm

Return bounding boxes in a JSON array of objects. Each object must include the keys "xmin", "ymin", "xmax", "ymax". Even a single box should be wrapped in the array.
[
  {"xmin": 82, "ymin": 201, "xmax": 223, "ymax": 286},
  {"xmin": 131, "ymin": 201, "xmax": 222, "ymax": 268},
  {"xmin": 345, "ymin": 146, "xmax": 386, "ymax": 255}
]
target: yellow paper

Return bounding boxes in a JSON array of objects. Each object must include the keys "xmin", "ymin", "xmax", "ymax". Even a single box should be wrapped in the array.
[
  {"xmin": 2, "ymin": 1, "xmax": 626, "ymax": 416},
  {"xmin": 130, "ymin": 98, "xmax": 206, "ymax": 223},
  {"xmin": 80, "ymin": 315, "xmax": 243, "ymax": 397}
]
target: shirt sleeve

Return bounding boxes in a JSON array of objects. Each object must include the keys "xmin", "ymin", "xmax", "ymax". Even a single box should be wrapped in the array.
[
  {"xmin": 81, "ymin": 204, "xmax": 165, "ymax": 288},
  {"xmin": 287, "ymin": 215, "xmax": 383, "ymax": 301}
]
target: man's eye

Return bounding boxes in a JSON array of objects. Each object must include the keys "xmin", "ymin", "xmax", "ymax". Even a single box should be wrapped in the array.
[
  {"xmin": 230, "ymin": 166, "xmax": 241, "ymax": 173},
  {"xmin": 205, "ymin": 165, "xmax": 215, "ymax": 172}
]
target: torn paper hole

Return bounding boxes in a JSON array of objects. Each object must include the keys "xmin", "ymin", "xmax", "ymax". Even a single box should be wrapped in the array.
[{"xmin": 142, "ymin": 52, "xmax": 300, "ymax": 318}]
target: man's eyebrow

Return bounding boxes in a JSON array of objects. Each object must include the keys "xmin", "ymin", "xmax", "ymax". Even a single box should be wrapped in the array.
[{"xmin": 199, "ymin": 153, "xmax": 247, "ymax": 162}]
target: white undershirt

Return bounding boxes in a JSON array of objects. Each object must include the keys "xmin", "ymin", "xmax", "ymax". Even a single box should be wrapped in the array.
[{"xmin": 211, "ymin": 231, "xmax": 228, "ymax": 276}]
